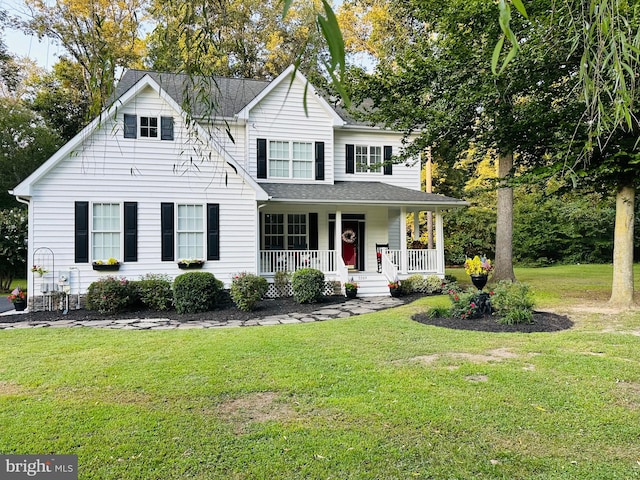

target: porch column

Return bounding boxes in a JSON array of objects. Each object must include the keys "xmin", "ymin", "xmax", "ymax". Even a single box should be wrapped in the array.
[
  {"xmin": 335, "ymin": 210, "xmax": 342, "ymax": 266},
  {"xmin": 400, "ymin": 206, "xmax": 407, "ymax": 273},
  {"xmin": 435, "ymin": 211, "xmax": 445, "ymax": 276},
  {"xmin": 413, "ymin": 210, "xmax": 420, "ymax": 242}
]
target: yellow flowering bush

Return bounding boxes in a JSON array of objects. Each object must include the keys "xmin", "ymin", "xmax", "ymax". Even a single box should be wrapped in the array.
[{"xmin": 464, "ymin": 255, "xmax": 494, "ymax": 276}]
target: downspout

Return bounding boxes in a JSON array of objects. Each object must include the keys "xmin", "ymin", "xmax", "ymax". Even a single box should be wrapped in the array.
[{"xmin": 14, "ymin": 194, "xmax": 31, "ymax": 308}]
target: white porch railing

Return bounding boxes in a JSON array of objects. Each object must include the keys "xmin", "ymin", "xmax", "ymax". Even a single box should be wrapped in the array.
[
  {"xmin": 381, "ymin": 249, "xmax": 398, "ymax": 283},
  {"xmin": 387, "ymin": 249, "xmax": 439, "ymax": 274},
  {"xmin": 259, "ymin": 250, "xmax": 336, "ymax": 275}
]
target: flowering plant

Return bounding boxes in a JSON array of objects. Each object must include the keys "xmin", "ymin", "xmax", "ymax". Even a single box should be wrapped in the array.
[
  {"xmin": 464, "ymin": 255, "xmax": 494, "ymax": 276},
  {"xmin": 178, "ymin": 258, "xmax": 204, "ymax": 266},
  {"xmin": 7, "ymin": 287, "xmax": 26, "ymax": 303},
  {"xmin": 94, "ymin": 258, "xmax": 120, "ymax": 265},
  {"xmin": 388, "ymin": 280, "xmax": 400, "ymax": 289},
  {"xmin": 344, "ymin": 281, "xmax": 358, "ymax": 292},
  {"xmin": 31, "ymin": 265, "xmax": 48, "ymax": 275}
]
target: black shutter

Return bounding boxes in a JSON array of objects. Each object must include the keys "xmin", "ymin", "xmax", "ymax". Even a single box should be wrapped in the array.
[
  {"xmin": 384, "ymin": 146, "xmax": 393, "ymax": 175},
  {"xmin": 74, "ymin": 201, "xmax": 89, "ymax": 263},
  {"xmin": 124, "ymin": 114, "xmax": 137, "ymax": 138},
  {"xmin": 161, "ymin": 116, "xmax": 174, "ymax": 140},
  {"xmin": 207, "ymin": 204, "xmax": 220, "ymax": 261},
  {"xmin": 123, "ymin": 202, "xmax": 138, "ymax": 262},
  {"xmin": 257, "ymin": 138, "xmax": 267, "ymax": 179},
  {"xmin": 315, "ymin": 142, "xmax": 325, "ymax": 180},
  {"xmin": 346, "ymin": 144, "xmax": 355, "ymax": 174},
  {"xmin": 161, "ymin": 203, "xmax": 174, "ymax": 261},
  {"xmin": 309, "ymin": 213, "xmax": 318, "ymax": 250}
]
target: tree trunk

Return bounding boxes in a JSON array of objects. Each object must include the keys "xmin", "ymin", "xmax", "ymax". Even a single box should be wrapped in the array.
[
  {"xmin": 493, "ymin": 152, "xmax": 516, "ymax": 282},
  {"xmin": 609, "ymin": 184, "xmax": 635, "ymax": 307}
]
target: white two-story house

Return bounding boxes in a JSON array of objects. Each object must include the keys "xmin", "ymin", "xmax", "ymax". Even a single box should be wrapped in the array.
[{"xmin": 11, "ymin": 66, "xmax": 466, "ymax": 305}]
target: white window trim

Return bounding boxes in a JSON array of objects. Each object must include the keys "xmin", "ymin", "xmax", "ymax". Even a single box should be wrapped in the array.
[
  {"xmin": 267, "ymin": 139, "xmax": 313, "ymax": 180},
  {"xmin": 139, "ymin": 115, "xmax": 159, "ymax": 139},
  {"xmin": 91, "ymin": 202, "xmax": 123, "ymax": 262},
  {"xmin": 176, "ymin": 204, "xmax": 205, "ymax": 260},
  {"xmin": 355, "ymin": 144, "xmax": 383, "ymax": 174}
]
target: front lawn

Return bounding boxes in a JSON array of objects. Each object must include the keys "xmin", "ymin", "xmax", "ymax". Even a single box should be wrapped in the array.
[{"xmin": 1, "ymin": 265, "xmax": 639, "ymax": 479}]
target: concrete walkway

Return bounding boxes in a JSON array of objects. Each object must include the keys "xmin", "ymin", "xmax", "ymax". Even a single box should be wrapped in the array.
[{"xmin": 0, "ymin": 296, "xmax": 405, "ymax": 330}]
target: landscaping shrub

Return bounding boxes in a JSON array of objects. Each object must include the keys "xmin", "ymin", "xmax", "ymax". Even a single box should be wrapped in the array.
[
  {"xmin": 491, "ymin": 281, "xmax": 535, "ymax": 324},
  {"xmin": 134, "ymin": 274, "xmax": 173, "ymax": 311},
  {"xmin": 448, "ymin": 287, "xmax": 484, "ymax": 319},
  {"xmin": 173, "ymin": 271, "xmax": 223, "ymax": 314},
  {"xmin": 402, "ymin": 274, "xmax": 446, "ymax": 294},
  {"xmin": 230, "ymin": 272, "xmax": 268, "ymax": 311},
  {"xmin": 86, "ymin": 276, "xmax": 137, "ymax": 314},
  {"xmin": 274, "ymin": 270, "xmax": 291, "ymax": 297},
  {"xmin": 291, "ymin": 268, "xmax": 324, "ymax": 304}
]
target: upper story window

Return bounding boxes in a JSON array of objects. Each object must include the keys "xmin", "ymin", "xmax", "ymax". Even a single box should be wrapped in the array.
[
  {"xmin": 124, "ymin": 114, "xmax": 174, "ymax": 141},
  {"xmin": 356, "ymin": 145, "xmax": 382, "ymax": 173},
  {"xmin": 268, "ymin": 140, "xmax": 313, "ymax": 179},
  {"xmin": 346, "ymin": 144, "xmax": 393, "ymax": 176}
]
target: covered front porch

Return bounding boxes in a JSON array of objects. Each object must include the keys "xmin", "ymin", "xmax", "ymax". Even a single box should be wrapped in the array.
[{"xmin": 256, "ymin": 182, "xmax": 465, "ymax": 296}]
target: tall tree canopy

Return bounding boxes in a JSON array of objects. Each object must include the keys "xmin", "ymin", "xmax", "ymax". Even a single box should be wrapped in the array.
[
  {"xmin": 146, "ymin": 0, "xmax": 327, "ymax": 80},
  {"xmin": 24, "ymin": 0, "xmax": 147, "ymax": 116}
]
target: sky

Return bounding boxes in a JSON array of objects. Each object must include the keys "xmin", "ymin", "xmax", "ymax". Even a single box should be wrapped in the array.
[{"xmin": 2, "ymin": 0, "xmax": 61, "ymax": 69}]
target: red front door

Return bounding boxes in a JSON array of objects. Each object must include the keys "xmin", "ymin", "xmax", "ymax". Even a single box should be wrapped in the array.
[{"xmin": 341, "ymin": 222, "xmax": 358, "ymax": 268}]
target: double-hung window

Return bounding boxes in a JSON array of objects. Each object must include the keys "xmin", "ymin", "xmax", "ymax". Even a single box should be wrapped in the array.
[
  {"xmin": 177, "ymin": 204, "xmax": 204, "ymax": 259},
  {"xmin": 263, "ymin": 213, "xmax": 307, "ymax": 250},
  {"xmin": 356, "ymin": 145, "xmax": 382, "ymax": 173},
  {"xmin": 268, "ymin": 140, "xmax": 313, "ymax": 179},
  {"xmin": 92, "ymin": 203, "xmax": 121, "ymax": 261}
]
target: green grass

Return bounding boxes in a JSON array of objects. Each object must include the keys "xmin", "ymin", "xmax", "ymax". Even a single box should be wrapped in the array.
[{"xmin": 1, "ymin": 265, "xmax": 640, "ymax": 479}]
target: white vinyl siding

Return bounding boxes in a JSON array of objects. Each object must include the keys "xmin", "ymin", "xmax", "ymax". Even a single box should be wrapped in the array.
[
  {"xmin": 268, "ymin": 140, "xmax": 312, "ymax": 179},
  {"xmin": 92, "ymin": 203, "xmax": 121, "ymax": 261},
  {"xmin": 177, "ymin": 204, "xmax": 204, "ymax": 259}
]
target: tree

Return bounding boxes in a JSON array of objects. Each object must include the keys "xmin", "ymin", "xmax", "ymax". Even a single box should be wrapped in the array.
[
  {"xmin": 0, "ymin": 209, "xmax": 28, "ymax": 290},
  {"xmin": 347, "ymin": 0, "xmax": 573, "ymax": 281},
  {"xmin": 146, "ymin": 0, "xmax": 328, "ymax": 80},
  {"xmin": 27, "ymin": 59, "xmax": 90, "ymax": 142},
  {"xmin": 23, "ymin": 0, "xmax": 147, "ymax": 116},
  {"xmin": 0, "ymin": 98, "xmax": 62, "ymax": 209}
]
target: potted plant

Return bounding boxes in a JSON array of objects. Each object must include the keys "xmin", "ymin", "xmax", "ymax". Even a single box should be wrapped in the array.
[
  {"xmin": 344, "ymin": 280, "xmax": 358, "ymax": 299},
  {"xmin": 92, "ymin": 258, "xmax": 121, "ymax": 271},
  {"xmin": 464, "ymin": 255, "xmax": 494, "ymax": 290},
  {"xmin": 388, "ymin": 280, "xmax": 401, "ymax": 297},
  {"xmin": 177, "ymin": 258, "xmax": 205, "ymax": 269},
  {"xmin": 31, "ymin": 265, "xmax": 48, "ymax": 277},
  {"xmin": 7, "ymin": 287, "xmax": 27, "ymax": 311}
]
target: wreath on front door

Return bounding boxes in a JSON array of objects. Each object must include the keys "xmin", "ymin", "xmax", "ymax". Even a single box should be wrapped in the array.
[{"xmin": 341, "ymin": 228, "xmax": 357, "ymax": 244}]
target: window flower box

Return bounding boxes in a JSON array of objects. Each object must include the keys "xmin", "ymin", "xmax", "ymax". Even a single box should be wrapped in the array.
[
  {"xmin": 177, "ymin": 259, "xmax": 205, "ymax": 269},
  {"xmin": 92, "ymin": 259, "xmax": 121, "ymax": 271}
]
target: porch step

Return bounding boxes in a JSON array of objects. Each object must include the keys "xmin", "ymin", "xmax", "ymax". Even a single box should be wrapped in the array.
[{"xmin": 346, "ymin": 272, "xmax": 390, "ymax": 297}]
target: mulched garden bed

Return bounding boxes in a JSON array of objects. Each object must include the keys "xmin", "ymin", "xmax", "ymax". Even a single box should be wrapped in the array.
[
  {"xmin": 412, "ymin": 311, "xmax": 574, "ymax": 333},
  {"xmin": 1, "ymin": 295, "xmax": 351, "ymax": 324}
]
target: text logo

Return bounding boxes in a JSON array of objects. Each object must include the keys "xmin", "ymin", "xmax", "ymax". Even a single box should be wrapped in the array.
[{"xmin": 0, "ymin": 455, "xmax": 77, "ymax": 479}]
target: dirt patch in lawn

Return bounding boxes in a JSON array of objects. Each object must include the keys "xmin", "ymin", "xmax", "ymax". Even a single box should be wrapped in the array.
[
  {"xmin": 412, "ymin": 311, "xmax": 574, "ymax": 333},
  {"xmin": 405, "ymin": 348, "xmax": 523, "ymax": 366},
  {"xmin": 217, "ymin": 392, "xmax": 297, "ymax": 433},
  {"xmin": 0, "ymin": 381, "xmax": 26, "ymax": 396}
]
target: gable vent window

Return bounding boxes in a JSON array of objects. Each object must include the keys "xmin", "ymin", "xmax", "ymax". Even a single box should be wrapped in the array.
[{"xmin": 123, "ymin": 114, "xmax": 174, "ymax": 141}]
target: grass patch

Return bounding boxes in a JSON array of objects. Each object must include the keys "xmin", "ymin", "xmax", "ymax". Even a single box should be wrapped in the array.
[{"xmin": 1, "ymin": 265, "xmax": 640, "ymax": 478}]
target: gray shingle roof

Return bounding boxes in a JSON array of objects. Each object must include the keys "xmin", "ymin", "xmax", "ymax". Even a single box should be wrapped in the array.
[
  {"xmin": 114, "ymin": 69, "xmax": 270, "ymax": 118},
  {"xmin": 260, "ymin": 182, "xmax": 467, "ymax": 208}
]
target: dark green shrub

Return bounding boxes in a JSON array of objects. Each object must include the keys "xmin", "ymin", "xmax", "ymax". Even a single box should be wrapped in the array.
[
  {"xmin": 274, "ymin": 270, "xmax": 291, "ymax": 297},
  {"xmin": 173, "ymin": 272, "xmax": 223, "ymax": 314},
  {"xmin": 86, "ymin": 276, "xmax": 137, "ymax": 314},
  {"xmin": 291, "ymin": 268, "xmax": 324, "ymax": 304},
  {"xmin": 448, "ymin": 286, "xmax": 483, "ymax": 319},
  {"xmin": 230, "ymin": 272, "xmax": 268, "ymax": 311},
  {"xmin": 134, "ymin": 274, "xmax": 173, "ymax": 311},
  {"xmin": 491, "ymin": 281, "xmax": 535, "ymax": 324}
]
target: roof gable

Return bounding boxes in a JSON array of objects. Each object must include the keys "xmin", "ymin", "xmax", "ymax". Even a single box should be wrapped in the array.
[
  {"xmin": 12, "ymin": 74, "xmax": 268, "ymax": 200},
  {"xmin": 236, "ymin": 65, "xmax": 345, "ymax": 126}
]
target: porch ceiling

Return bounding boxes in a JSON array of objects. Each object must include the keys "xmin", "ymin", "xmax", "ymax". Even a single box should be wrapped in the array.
[{"xmin": 259, "ymin": 181, "xmax": 468, "ymax": 209}]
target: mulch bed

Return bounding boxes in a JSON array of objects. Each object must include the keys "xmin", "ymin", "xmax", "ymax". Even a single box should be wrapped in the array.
[
  {"xmin": 412, "ymin": 311, "xmax": 574, "ymax": 333},
  {"xmin": 1, "ymin": 295, "xmax": 351, "ymax": 324}
]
